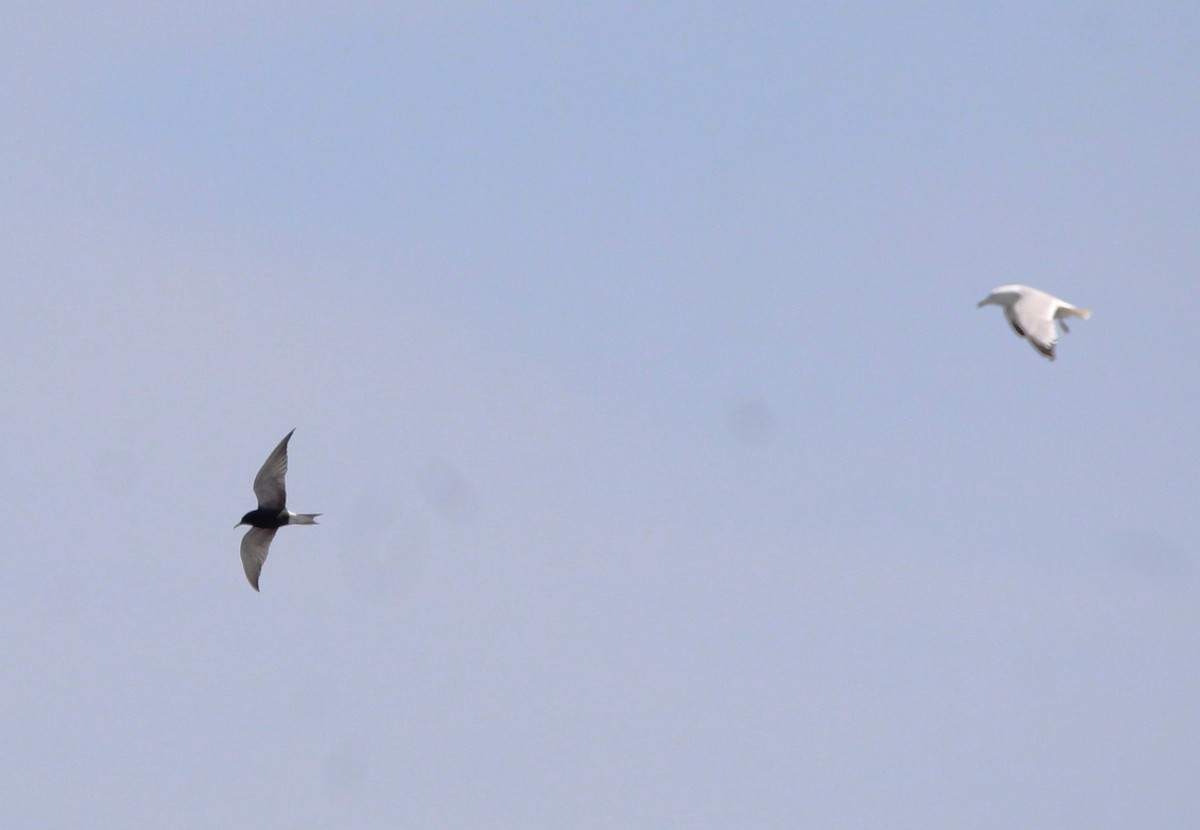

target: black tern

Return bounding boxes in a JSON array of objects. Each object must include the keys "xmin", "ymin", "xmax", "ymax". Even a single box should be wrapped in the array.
[{"xmin": 236, "ymin": 429, "xmax": 320, "ymax": 591}]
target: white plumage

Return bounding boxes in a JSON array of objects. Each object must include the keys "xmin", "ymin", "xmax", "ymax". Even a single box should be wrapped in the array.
[{"xmin": 977, "ymin": 284, "xmax": 1091, "ymax": 361}]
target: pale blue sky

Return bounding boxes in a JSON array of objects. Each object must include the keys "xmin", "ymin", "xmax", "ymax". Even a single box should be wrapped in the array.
[{"xmin": 2, "ymin": 3, "xmax": 1199, "ymax": 827}]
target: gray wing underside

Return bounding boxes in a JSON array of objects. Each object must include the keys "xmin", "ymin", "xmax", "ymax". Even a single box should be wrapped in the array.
[
  {"xmin": 241, "ymin": 526, "xmax": 277, "ymax": 591},
  {"xmin": 253, "ymin": 429, "xmax": 293, "ymax": 510}
]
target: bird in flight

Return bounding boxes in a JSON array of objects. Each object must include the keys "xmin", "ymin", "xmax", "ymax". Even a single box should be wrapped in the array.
[
  {"xmin": 236, "ymin": 429, "xmax": 320, "ymax": 591},
  {"xmin": 976, "ymin": 284, "xmax": 1091, "ymax": 361}
]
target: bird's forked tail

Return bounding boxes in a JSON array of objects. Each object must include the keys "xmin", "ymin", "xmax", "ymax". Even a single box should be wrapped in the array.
[{"xmin": 289, "ymin": 513, "xmax": 320, "ymax": 525}]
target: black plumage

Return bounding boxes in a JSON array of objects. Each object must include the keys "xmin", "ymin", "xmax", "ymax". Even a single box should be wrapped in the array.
[{"xmin": 235, "ymin": 429, "xmax": 320, "ymax": 591}]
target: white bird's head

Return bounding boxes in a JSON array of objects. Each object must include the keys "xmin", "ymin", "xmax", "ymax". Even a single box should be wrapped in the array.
[{"xmin": 977, "ymin": 285, "xmax": 1025, "ymax": 309}]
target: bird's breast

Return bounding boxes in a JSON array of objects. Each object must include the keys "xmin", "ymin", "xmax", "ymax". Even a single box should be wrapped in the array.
[{"xmin": 243, "ymin": 507, "xmax": 290, "ymax": 529}]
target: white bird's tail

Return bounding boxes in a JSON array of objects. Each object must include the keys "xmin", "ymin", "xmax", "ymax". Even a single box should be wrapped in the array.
[
  {"xmin": 289, "ymin": 513, "xmax": 320, "ymax": 525},
  {"xmin": 1055, "ymin": 303, "xmax": 1090, "ymax": 333},
  {"xmin": 1057, "ymin": 304, "xmax": 1091, "ymax": 320}
]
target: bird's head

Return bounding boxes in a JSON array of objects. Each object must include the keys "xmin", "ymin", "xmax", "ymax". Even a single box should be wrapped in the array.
[
  {"xmin": 236, "ymin": 511, "xmax": 255, "ymax": 528},
  {"xmin": 977, "ymin": 285, "xmax": 1023, "ymax": 309}
]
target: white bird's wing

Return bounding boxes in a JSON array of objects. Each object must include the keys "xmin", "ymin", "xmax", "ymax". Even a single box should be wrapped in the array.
[
  {"xmin": 241, "ymin": 527, "xmax": 277, "ymax": 591},
  {"xmin": 1012, "ymin": 292, "xmax": 1058, "ymax": 360},
  {"xmin": 253, "ymin": 429, "xmax": 293, "ymax": 510}
]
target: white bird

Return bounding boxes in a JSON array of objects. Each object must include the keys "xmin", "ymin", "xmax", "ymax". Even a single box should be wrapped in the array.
[{"xmin": 976, "ymin": 284, "xmax": 1091, "ymax": 361}]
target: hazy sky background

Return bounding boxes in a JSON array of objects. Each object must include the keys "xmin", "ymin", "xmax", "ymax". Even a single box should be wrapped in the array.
[{"xmin": 2, "ymin": 3, "xmax": 1198, "ymax": 827}]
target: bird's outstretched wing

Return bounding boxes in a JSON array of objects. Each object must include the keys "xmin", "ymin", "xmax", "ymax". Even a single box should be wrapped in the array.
[
  {"xmin": 253, "ymin": 429, "xmax": 294, "ymax": 510},
  {"xmin": 1013, "ymin": 295, "xmax": 1058, "ymax": 361},
  {"xmin": 1004, "ymin": 309, "xmax": 1026, "ymax": 338},
  {"xmin": 241, "ymin": 527, "xmax": 278, "ymax": 591}
]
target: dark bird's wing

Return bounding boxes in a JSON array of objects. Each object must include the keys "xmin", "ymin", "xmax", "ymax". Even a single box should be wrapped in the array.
[
  {"xmin": 253, "ymin": 429, "xmax": 294, "ymax": 510},
  {"xmin": 241, "ymin": 527, "xmax": 277, "ymax": 591}
]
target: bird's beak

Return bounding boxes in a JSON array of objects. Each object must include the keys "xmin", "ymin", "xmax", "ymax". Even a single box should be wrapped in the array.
[
  {"xmin": 976, "ymin": 298, "xmax": 989, "ymax": 308},
  {"xmin": 235, "ymin": 521, "xmax": 245, "ymax": 528}
]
